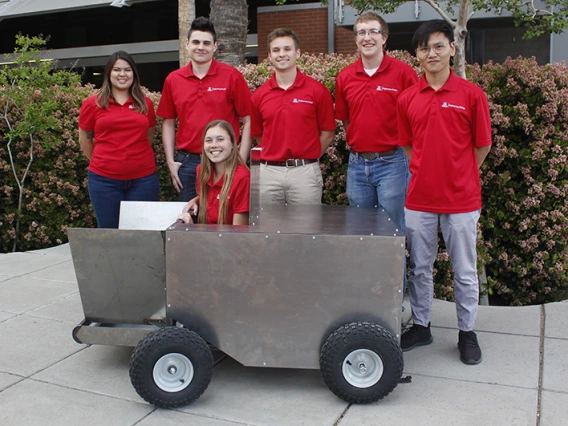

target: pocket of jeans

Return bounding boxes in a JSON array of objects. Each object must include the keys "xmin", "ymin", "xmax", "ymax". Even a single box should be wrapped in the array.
[
  {"xmin": 348, "ymin": 152, "xmax": 358, "ymax": 165},
  {"xmin": 382, "ymin": 150, "xmax": 407, "ymax": 164},
  {"xmin": 311, "ymin": 163, "xmax": 324, "ymax": 186}
]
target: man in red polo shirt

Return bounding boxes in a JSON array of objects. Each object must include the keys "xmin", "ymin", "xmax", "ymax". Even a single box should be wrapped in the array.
[
  {"xmin": 335, "ymin": 12, "xmax": 418, "ymax": 234},
  {"xmin": 157, "ymin": 17, "xmax": 252, "ymax": 201},
  {"xmin": 251, "ymin": 28, "xmax": 336, "ymax": 204},
  {"xmin": 397, "ymin": 20, "xmax": 492, "ymax": 365}
]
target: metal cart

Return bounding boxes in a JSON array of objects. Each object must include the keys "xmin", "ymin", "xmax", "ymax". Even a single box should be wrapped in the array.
[{"xmin": 69, "ymin": 151, "xmax": 406, "ymax": 408}]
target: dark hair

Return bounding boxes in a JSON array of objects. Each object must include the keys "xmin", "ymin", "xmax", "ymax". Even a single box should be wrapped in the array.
[
  {"xmin": 96, "ymin": 51, "xmax": 147, "ymax": 113},
  {"xmin": 188, "ymin": 16, "xmax": 216, "ymax": 42},
  {"xmin": 354, "ymin": 12, "xmax": 389, "ymax": 38},
  {"xmin": 267, "ymin": 28, "xmax": 300, "ymax": 51},
  {"xmin": 412, "ymin": 19, "xmax": 454, "ymax": 50}
]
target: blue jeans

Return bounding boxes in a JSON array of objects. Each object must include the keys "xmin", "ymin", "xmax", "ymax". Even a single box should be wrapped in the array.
[
  {"xmin": 346, "ymin": 149, "xmax": 410, "ymax": 234},
  {"xmin": 177, "ymin": 151, "xmax": 201, "ymax": 202},
  {"xmin": 88, "ymin": 170, "xmax": 160, "ymax": 228}
]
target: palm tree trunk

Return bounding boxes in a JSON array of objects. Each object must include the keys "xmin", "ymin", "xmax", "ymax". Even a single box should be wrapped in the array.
[
  {"xmin": 210, "ymin": 0, "xmax": 248, "ymax": 66},
  {"xmin": 179, "ymin": 0, "xmax": 196, "ymax": 67}
]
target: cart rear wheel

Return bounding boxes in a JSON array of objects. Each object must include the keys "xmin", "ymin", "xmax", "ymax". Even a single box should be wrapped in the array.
[
  {"xmin": 129, "ymin": 327, "xmax": 213, "ymax": 408},
  {"xmin": 320, "ymin": 321, "xmax": 403, "ymax": 403}
]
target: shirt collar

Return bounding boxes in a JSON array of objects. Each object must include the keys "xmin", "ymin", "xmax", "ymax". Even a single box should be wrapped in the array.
[
  {"xmin": 183, "ymin": 58, "xmax": 218, "ymax": 78},
  {"xmin": 419, "ymin": 69, "xmax": 459, "ymax": 93},
  {"xmin": 355, "ymin": 51, "xmax": 392, "ymax": 74},
  {"xmin": 268, "ymin": 68, "xmax": 306, "ymax": 90},
  {"xmin": 108, "ymin": 96, "xmax": 133, "ymax": 105}
]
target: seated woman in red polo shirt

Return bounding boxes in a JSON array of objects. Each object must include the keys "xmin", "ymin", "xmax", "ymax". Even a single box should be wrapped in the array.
[
  {"xmin": 78, "ymin": 51, "xmax": 159, "ymax": 228},
  {"xmin": 178, "ymin": 120, "xmax": 250, "ymax": 225}
]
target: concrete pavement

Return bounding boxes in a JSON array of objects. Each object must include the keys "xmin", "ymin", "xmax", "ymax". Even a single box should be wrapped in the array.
[{"xmin": 0, "ymin": 244, "xmax": 567, "ymax": 426}]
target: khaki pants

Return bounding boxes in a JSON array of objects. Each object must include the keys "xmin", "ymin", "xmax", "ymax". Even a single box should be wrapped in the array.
[{"xmin": 259, "ymin": 162, "xmax": 323, "ymax": 205}]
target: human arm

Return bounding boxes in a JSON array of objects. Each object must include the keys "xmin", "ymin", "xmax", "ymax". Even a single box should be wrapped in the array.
[
  {"xmin": 319, "ymin": 130, "xmax": 335, "ymax": 156},
  {"xmin": 232, "ymin": 213, "xmax": 249, "ymax": 225},
  {"xmin": 239, "ymin": 115, "xmax": 252, "ymax": 162},
  {"xmin": 342, "ymin": 120, "xmax": 350, "ymax": 133},
  {"xmin": 146, "ymin": 126, "xmax": 155, "ymax": 143},
  {"xmin": 402, "ymin": 145, "xmax": 412, "ymax": 161},
  {"xmin": 475, "ymin": 145, "xmax": 491, "ymax": 168},
  {"xmin": 178, "ymin": 195, "xmax": 199, "ymax": 223},
  {"xmin": 162, "ymin": 118, "xmax": 183, "ymax": 192},
  {"xmin": 78, "ymin": 128, "xmax": 94, "ymax": 161}
]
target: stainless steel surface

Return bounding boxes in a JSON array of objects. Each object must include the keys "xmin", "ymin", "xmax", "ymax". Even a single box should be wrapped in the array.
[
  {"xmin": 249, "ymin": 147, "xmax": 262, "ymax": 226},
  {"xmin": 166, "ymin": 205, "xmax": 404, "ymax": 369},
  {"xmin": 68, "ymin": 228, "xmax": 166, "ymax": 324},
  {"xmin": 119, "ymin": 201, "xmax": 187, "ymax": 230},
  {"xmin": 72, "ymin": 321, "xmax": 160, "ymax": 346}
]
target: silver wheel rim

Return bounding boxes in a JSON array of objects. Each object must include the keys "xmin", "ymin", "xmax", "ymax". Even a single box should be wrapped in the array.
[
  {"xmin": 153, "ymin": 353, "xmax": 194, "ymax": 392},
  {"xmin": 342, "ymin": 349, "xmax": 384, "ymax": 388}
]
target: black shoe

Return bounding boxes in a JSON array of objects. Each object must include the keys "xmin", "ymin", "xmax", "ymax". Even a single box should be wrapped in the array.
[
  {"xmin": 458, "ymin": 330, "xmax": 482, "ymax": 365},
  {"xmin": 401, "ymin": 323, "xmax": 433, "ymax": 352}
]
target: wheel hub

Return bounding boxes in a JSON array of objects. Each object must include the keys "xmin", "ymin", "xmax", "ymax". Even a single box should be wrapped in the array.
[
  {"xmin": 342, "ymin": 349, "xmax": 384, "ymax": 388},
  {"xmin": 153, "ymin": 353, "xmax": 194, "ymax": 393}
]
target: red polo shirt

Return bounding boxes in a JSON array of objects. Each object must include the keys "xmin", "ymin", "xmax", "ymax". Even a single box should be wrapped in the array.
[
  {"xmin": 79, "ymin": 95, "xmax": 157, "ymax": 180},
  {"xmin": 251, "ymin": 70, "xmax": 336, "ymax": 161},
  {"xmin": 397, "ymin": 71, "xmax": 492, "ymax": 214},
  {"xmin": 196, "ymin": 163, "xmax": 250, "ymax": 224},
  {"xmin": 157, "ymin": 59, "xmax": 252, "ymax": 153},
  {"xmin": 335, "ymin": 53, "xmax": 418, "ymax": 152}
]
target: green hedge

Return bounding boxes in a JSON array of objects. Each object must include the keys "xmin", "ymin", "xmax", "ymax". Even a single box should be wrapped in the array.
[{"xmin": 1, "ymin": 37, "xmax": 566, "ymax": 305}]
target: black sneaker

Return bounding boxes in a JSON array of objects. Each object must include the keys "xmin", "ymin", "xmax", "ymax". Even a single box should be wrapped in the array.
[
  {"xmin": 458, "ymin": 330, "xmax": 482, "ymax": 365},
  {"xmin": 401, "ymin": 323, "xmax": 433, "ymax": 352}
]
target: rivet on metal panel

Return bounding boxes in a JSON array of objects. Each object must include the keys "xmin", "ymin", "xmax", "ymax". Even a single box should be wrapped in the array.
[
  {"xmin": 370, "ymin": 233, "xmax": 374, "ymax": 236},
  {"xmin": 277, "ymin": 230, "xmax": 281, "ymax": 233},
  {"xmin": 398, "ymin": 289, "xmax": 402, "ymax": 293},
  {"xmin": 374, "ymin": 205, "xmax": 378, "ymax": 208},
  {"xmin": 356, "ymin": 204, "xmax": 360, "ymax": 207},
  {"xmin": 388, "ymin": 218, "xmax": 391, "ymax": 221},
  {"xmin": 401, "ymin": 244, "xmax": 404, "ymax": 247},
  {"xmin": 167, "ymin": 238, "xmax": 170, "ymax": 241},
  {"xmin": 312, "ymin": 236, "xmax": 316, "ymax": 240},
  {"xmin": 219, "ymin": 234, "xmax": 222, "ymax": 237},
  {"xmin": 397, "ymin": 334, "xmax": 400, "ymax": 338},
  {"xmin": 265, "ymin": 235, "xmax": 268, "ymax": 239},
  {"xmin": 263, "ymin": 362, "xmax": 266, "ymax": 366},
  {"xmin": 185, "ymin": 228, "xmax": 189, "ymax": 231},
  {"xmin": 360, "ymin": 237, "xmax": 363, "ymax": 241},
  {"xmin": 252, "ymin": 222, "xmax": 256, "ymax": 225},
  {"xmin": 167, "ymin": 304, "xmax": 171, "ymax": 307},
  {"xmin": 395, "ymin": 229, "xmax": 399, "ymax": 232}
]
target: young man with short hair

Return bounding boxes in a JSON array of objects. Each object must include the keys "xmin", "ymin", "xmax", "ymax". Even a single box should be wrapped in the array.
[
  {"xmin": 158, "ymin": 17, "xmax": 252, "ymax": 201},
  {"xmin": 251, "ymin": 28, "xmax": 336, "ymax": 204},
  {"xmin": 335, "ymin": 12, "xmax": 418, "ymax": 233},
  {"xmin": 397, "ymin": 20, "xmax": 492, "ymax": 365}
]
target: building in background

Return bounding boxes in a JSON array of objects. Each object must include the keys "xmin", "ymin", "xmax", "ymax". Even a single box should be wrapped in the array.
[{"xmin": 1, "ymin": 0, "xmax": 566, "ymax": 91}]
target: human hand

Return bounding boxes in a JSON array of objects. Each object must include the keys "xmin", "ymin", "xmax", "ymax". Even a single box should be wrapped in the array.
[{"xmin": 168, "ymin": 161, "xmax": 183, "ymax": 193}]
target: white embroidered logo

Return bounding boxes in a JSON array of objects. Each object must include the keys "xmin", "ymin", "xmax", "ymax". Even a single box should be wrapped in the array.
[
  {"xmin": 292, "ymin": 98, "xmax": 314, "ymax": 104},
  {"xmin": 376, "ymin": 86, "xmax": 398, "ymax": 92},
  {"xmin": 128, "ymin": 105, "xmax": 134, "ymax": 109},
  {"xmin": 208, "ymin": 87, "xmax": 227, "ymax": 91},
  {"xmin": 442, "ymin": 101, "xmax": 466, "ymax": 110}
]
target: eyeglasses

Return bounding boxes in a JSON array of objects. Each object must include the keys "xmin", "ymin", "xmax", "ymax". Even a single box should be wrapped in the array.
[
  {"xmin": 416, "ymin": 43, "xmax": 450, "ymax": 56},
  {"xmin": 355, "ymin": 28, "xmax": 384, "ymax": 38}
]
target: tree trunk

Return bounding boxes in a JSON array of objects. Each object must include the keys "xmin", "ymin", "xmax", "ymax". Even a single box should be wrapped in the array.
[
  {"xmin": 179, "ymin": 0, "xmax": 196, "ymax": 67},
  {"xmin": 453, "ymin": 0, "xmax": 471, "ymax": 79},
  {"xmin": 210, "ymin": 0, "xmax": 248, "ymax": 66}
]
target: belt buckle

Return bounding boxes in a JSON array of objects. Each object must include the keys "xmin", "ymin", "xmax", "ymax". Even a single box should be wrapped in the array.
[
  {"xmin": 286, "ymin": 159, "xmax": 300, "ymax": 167},
  {"xmin": 361, "ymin": 152, "xmax": 377, "ymax": 160}
]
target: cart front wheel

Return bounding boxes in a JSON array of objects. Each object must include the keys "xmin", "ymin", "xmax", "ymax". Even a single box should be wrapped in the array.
[
  {"xmin": 129, "ymin": 327, "xmax": 213, "ymax": 408},
  {"xmin": 320, "ymin": 321, "xmax": 403, "ymax": 403}
]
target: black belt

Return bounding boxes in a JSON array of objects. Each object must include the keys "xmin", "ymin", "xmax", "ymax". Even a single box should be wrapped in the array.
[
  {"xmin": 352, "ymin": 148, "xmax": 398, "ymax": 160},
  {"xmin": 178, "ymin": 150, "xmax": 200, "ymax": 157},
  {"xmin": 261, "ymin": 159, "xmax": 318, "ymax": 167}
]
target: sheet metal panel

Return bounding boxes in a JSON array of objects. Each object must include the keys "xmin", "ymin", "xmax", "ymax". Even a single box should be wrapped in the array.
[
  {"xmin": 68, "ymin": 228, "xmax": 166, "ymax": 324},
  {"xmin": 166, "ymin": 205, "xmax": 404, "ymax": 369}
]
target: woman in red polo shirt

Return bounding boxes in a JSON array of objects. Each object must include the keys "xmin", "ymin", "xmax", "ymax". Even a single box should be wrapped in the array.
[
  {"xmin": 178, "ymin": 120, "xmax": 250, "ymax": 225},
  {"xmin": 79, "ymin": 51, "xmax": 159, "ymax": 228}
]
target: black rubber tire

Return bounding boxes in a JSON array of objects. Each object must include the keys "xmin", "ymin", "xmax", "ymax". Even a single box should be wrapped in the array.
[
  {"xmin": 129, "ymin": 327, "xmax": 213, "ymax": 408},
  {"xmin": 320, "ymin": 321, "xmax": 403, "ymax": 403}
]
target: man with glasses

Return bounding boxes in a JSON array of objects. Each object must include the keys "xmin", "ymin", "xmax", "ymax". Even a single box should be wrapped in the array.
[
  {"xmin": 335, "ymin": 12, "xmax": 418, "ymax": 234},
  {"xmin": 397, "ymin": 20, "xmax": 492, "ymax": 365}
]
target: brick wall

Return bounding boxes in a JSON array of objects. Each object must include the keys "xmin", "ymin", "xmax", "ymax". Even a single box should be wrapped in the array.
[
  {"xmin": 257, "ymin": 6, "xmax": 328, "ymax": 55},
  {"xmin": 335, "ymin": 26, "xmax": 357, "ymax": 56}
]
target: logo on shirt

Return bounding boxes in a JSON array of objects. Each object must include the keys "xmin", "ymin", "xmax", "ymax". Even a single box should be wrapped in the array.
[
  {"xmin": 441, "ymin": 101, "xmax": 466, "ymax": 110},
  {"xmin": 293, "ymin": 98, "xmax": 314, "ymax": 104},
  {"xmin": 128, "ymin": 105, "xmax": 134, "ymax": 109},
  {"xmin": 208, "ymin": 87, "xmax": 227, "ymax": 91},
  {"xmin": 376, "ymin": 86, "xmax": 398, "ymax": 92}
]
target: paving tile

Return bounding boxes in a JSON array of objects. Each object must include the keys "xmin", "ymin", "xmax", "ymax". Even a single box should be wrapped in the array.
[
  {"xmin": 0, "ymin": 379, "xmax": 152, "ymax": 426},
  {"xmin": 0, "ymin": 276, "xmax": 77, "ymax": 314},
  {"xmin": 0, "ymin": 315, "xmax": 84, "ymax": 376},
  {"xmin": 340, "ymin": 374, "xmax": 537, "ymax": 426},
  {"xmin": 139, "ymin": 409, "xmax": 248, "ymax": 426},
  {"xmin": 0, "ymin": 252, "xmax": 69, "ymax": 276},
  {"xmin": 26, "ymin": 243, "xmax": 71, "ymax": 257},
  {"xmin": 540, "ymin": 390, "xmax": 568, "ymax": 426},
  {"xmin": 0, "ymin": 372, "xmax": 22, "ymax": 391},
  {"xmin": 0, "ymin": 311, "xmax": 16, "ymax": 323},
  {"xmin": 28, "ymin": 293, "xmax": 84, "ymax": 325},
  {"xmin": 402, "ymin": 328, "xmax": 540, "ymax": 389},
  {"xmin": 27, "ymin": 260, "xmax": 78, "ymax": 284},
  {"xmin": 542, "ymin": 338, "xmax": 568, "ymax": 393},
  {"xmin": 179, "ymin": 357, "xmax": 347, "ymax": 426},
  {"xmin": 544, "ymin": 301, "xmax": 568, "ymax": 339},
  {"xmin": 34, "ymin": 345, "xmax": 141, "ymax": 403}
]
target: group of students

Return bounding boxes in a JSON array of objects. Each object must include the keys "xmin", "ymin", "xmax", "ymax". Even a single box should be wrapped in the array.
[{"xmin": 78, "ymin": 13, "xmax": 492, "ymax": 366}]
